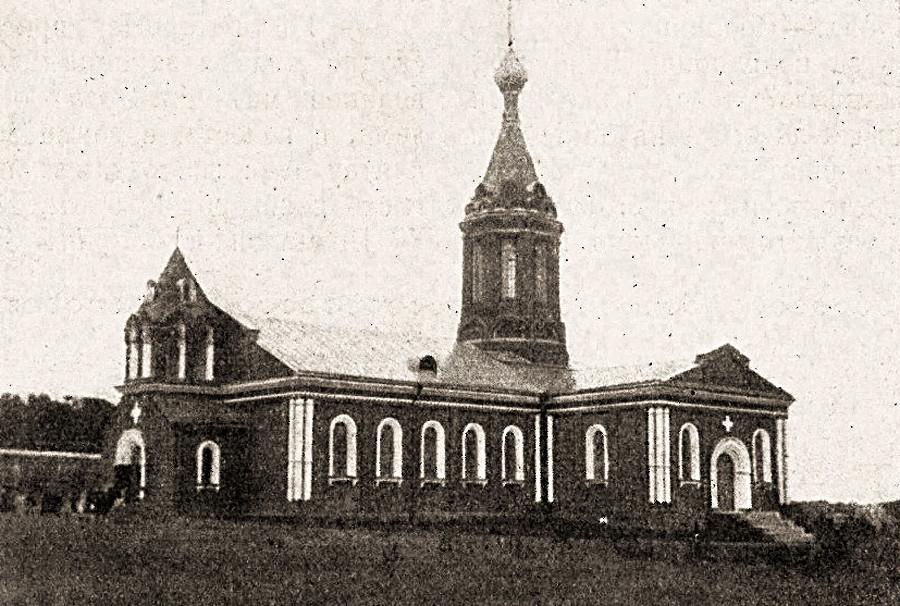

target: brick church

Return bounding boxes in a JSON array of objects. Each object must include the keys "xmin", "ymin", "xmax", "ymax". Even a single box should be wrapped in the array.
[{"xmin": 109, "ymin": 42, "xmax": 793, "ymax": 530}]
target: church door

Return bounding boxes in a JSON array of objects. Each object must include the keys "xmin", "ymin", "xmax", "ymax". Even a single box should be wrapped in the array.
[
  {"xmin": 716, "ymin": 453, "xmax": 736, "ymax": 511},
  {"xmin": 114, "ymin": 429, "xmax": 146, "ymax": 501},
  {"xmin": 113, "ymin": 458, "xmax": 140, "ymax": 502}
]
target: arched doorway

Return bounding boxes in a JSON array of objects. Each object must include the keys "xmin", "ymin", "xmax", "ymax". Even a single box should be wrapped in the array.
[
  {"xmin": 710, "ymin": 437, "xmax": 751, "ymax": 510},
  {"xmin": 114, "ymin": 429, "xmax": 146, "ymax": 501}
]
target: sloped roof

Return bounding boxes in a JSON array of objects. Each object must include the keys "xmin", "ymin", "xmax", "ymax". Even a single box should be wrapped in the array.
[
  {"xmin": 569, "ymin": 358, "xmax": 698, "ymax": 391},
  {"xmin": 159, "ymin": 249, "xmax": 790, "ymax": 400}
]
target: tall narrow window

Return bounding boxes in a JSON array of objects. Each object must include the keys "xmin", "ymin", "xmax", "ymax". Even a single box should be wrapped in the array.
[
  {"xmin": 204, "ymin": 327, "xmax": 215, "ymax": 381},
  {"xmin": 461, "ymin": 423, "xmax": 487, "ymax": 482},
  {"xmin": 471, "ymin": 243, "xmax": 485, "ymax": 303},
  {"xmin": 329, "ymin": 414, "xmax": 358, "ymax": 482},
  {"xmin": 126, "ymin": 326, "xmax": 138, "ymax": 380},
  {"xmin": 176, "ymin": 323, "xmax": 186, "ymax": 380},
  {"xmin": 140, "ymin": 326, "xmax": 153, "ymax": 378},
  {"xmin": 534, "ymin": 243, "xmax": 547, "ymax": 304},
  {"xmin": 176, "ymin": 278, "xmax": 186, "ymax": 302},
  {"xmin": 501, "ymin": 241, "xmax": 516, "ymax": 299},
  {"xmin": 678, "ymin": 423, "xmax": 701, "ymax": 482},
  {"xmin": 753, "ymin": 429, "xmax": 772, "ymax": 483},
  {"xmin": 501, "ymin": 425, "xmax": 525, "ymax": 483},
  {"xmin": 420, "ymin": 421, "xmax": 446, "ymax": 482},
  {"xmin": 585, "ymin": 424, "xmax": 609, "ymax": 482},
  {"xmin": 196, "ymin": 440, "xmax": 221, "ymax": 491},
  {"xmin": 376, "ymin": 418, "xmax": 403, "ymax": 482}
]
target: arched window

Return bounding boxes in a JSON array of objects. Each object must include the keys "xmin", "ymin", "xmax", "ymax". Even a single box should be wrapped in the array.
[
  {"xmin": 585, "ymin": 424, "xmax": 608, "ymax": 483},
  {"xmin": 204, "ymin": 327, "xmax": 215, "ymax": 381},
  {"xmin": 472, "ymin": 243, "xmax": 485, "ymax": 303},
  {"xmin": 501, "ymin": 425, "xmax": 525, "ymax": 483},
  {"xmin": 376, "ymin": 418, "xmax": 403, "ymax": 482},
  {"xmin": 501, "ymin": 241, "xmax": 516, "ymax": 299},
  {"xmin": 534, "ymin": 244, "xmax": 547, "ymax": 304},
  {"xmin": 420, "ymin": 421, "xmax": 446, "ymax": 483},
  {"xmin": 196, "ymin": 440, "xmax": 221, "ymax": 491},
  {"xmin": 126, "ymin": 326, "xmax": 138, "ymax": 380},
  {"xmin": 753, "ymin": 429, "xmax": 772, "ymax": 484},
  {"xmin": 461, "ymin": 423, "xmax": 487, "ymax": 482},
  {"xmin": 140, "ymin": 326, "xmax": 153, "ymax": 378},
  {"xmin": 329, "ymin": 414, "xmax": 357, "ymax": 483},
  {"xmin": 678, "ymin": 423, "xmax": 701, "ymax": 483},
  {"xmin": 176, "ymin": 323, "xmax": 186, "ymax": 380}
]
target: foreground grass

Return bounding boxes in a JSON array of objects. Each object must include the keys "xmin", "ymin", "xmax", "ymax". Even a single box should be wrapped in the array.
[{"xmin": 0, "ymin": 513, "xmax": 896, "ymax": 605}]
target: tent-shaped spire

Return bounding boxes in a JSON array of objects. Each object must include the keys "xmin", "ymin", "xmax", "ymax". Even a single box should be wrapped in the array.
[{"xmin": 481, "ymin": 45, "xmax": 538, "ymax": 192}]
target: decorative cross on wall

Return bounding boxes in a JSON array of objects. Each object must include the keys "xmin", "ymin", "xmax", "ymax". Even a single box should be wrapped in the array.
[
  {"xmin": 722, "ymin": 415, "xmax": 734, "ymax": 432},
  {"xmin": 131, "ymin": 403, "xmax": 142, "ymax": 425}
]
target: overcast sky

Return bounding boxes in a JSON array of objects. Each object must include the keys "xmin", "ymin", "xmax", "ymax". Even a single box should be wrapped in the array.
[{"xmin": 2, "ymin": 1, "xmax": 899, "ymax": 503}]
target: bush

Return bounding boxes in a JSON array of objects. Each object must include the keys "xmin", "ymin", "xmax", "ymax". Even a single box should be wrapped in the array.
[{"xmin": 785, "ymin": 501, "xmax": 900, "ymax": 573}]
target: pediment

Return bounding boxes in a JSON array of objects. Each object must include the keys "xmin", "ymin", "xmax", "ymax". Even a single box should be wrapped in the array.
[{"xmin": 666, "ymin": 344, "xmax": 793, "ymax": 401}]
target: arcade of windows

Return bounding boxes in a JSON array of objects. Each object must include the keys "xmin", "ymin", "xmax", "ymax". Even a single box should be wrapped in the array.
[
  {"xmin": 327, "ymin": 416, "xmax": 527, "ymax": 487},
  {"xmin": 325, "ymin": 416, "xmax": 631, "ymax": 489},
  {"xmin": 125, "ymin": 324, "xmax": 215, "ymax": 382},
  {"xmin": 126, "ymin": 277, "xmax": 214, "ymax": 382},
  {"xmin": 191, "ymin": 414, "xmax": 774, "ymax": 496}
]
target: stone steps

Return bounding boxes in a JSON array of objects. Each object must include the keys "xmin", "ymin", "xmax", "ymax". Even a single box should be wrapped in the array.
[{"xmin": 737, "ymin": 511, "xmax": 815, "ymax": 544}]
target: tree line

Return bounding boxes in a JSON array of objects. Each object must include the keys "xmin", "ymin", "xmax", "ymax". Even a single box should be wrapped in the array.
[{"xmin": 0, "ymin": 393, "xmax": 114, "ymax": 454}]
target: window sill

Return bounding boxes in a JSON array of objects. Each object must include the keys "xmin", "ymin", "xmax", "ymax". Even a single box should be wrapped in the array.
[
  {"xmin": 375, "ymin": 477, "xmax": 403, "ymax": 486},
  {"xmin": 679, "ymin": 480, "xmax": 701, "ymax": 488},
  {"xmin": 419, "ymin": 479, "xmax": 446, "ymax": 488},
  {"xmin": 502, "ymin": 479, "xmax": 525, "ymax": 487},
  {"xmin": 328, "ymin": 477, "xmax": 358, "ymax": 486},
  {"xmin": 461, "ymin": 479, "xmax": 488, "ymax": 487},
  {"xmin": 584, "ymin": 479, "xmax": 608, "ymax": 486},
  {"xmin": 196, "ymin": 485, "xmax": 220, "ymax": 493}
]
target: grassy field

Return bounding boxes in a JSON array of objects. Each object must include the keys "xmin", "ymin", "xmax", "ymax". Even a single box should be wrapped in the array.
[{"xmin": 0, "ymin": 512, "xmax": 897, "ymax": 605}]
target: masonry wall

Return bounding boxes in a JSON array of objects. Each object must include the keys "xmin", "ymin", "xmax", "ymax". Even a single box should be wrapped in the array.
[
  {"xmin": 236, "ymin": 397, "xmax": 540, "ymax": 520},
  {"xmin": 550, "ymin": 404, "xmax": 784, "ymax": 532}
]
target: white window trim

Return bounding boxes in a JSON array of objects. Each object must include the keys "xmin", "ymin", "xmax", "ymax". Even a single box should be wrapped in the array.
[
  {"xmin": 196, "ymin": 440, "xmax": 221, "ymax": 491},
  {"xmin": 140, "ymin": 326, "xmax": 153, "ymax": 378},
  {"xmin": 376, "ymin": 417, "xmax": 403, "ymax": 481},
  {"xmin": 204, "ymin": 327, "xmax": 215, "ymax": 381},
  {"xmin": 678, "ymin": 422, "xmax": 701, "ymax": 483},
  {"xmin": 501, "ymin": 425, "xmax": 525, "ymax": 482},
  {"xmin": 752, "ymin": 428, "xmax": 773, "ymax": 484},
  {"xmin": 419, "ymin": 420, "xmax": 446, "ymax": 481},
  {"xmin": 501, "ymin": 241, "xmax": 516, "ymax": 299},
  {"xmin": 461, "ymin": 422, "xmax": 487, "ymax": 481},
  {"xmin": 585, "ymin": 424, "xmax": 609, "ymax": 483},
  {"xmin": 176, "ymin": 323, "xmax": 186, "ymax": 380},
  {"xmin": 534, "ymin": 243, "xmax": 547, "ymax": 304},
  {"xmin": 328, "ymin": 414, "xmax": 358, "ymax": 483},
  {"xmin": 126, "ymin": 327, "xmax": 138, "ymax": 380}
]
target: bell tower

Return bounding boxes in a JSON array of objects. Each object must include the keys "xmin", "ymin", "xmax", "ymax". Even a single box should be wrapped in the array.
[{"xmin": 456, "ymin": 21, "xmax": 568, "ymax": 367}]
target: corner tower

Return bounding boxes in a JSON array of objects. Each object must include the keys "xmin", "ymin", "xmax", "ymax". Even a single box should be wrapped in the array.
[{"xmin": 456, "ymin": 42, "xmax": 568, "ymax": 367}]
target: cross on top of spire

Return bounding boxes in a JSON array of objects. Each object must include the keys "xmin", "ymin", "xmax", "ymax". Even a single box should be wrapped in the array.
[{"xmin": 507, "ymin": 0, "xmax": 514, "ymax": 46}]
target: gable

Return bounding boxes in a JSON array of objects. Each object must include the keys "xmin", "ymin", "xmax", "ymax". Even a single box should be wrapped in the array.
[{"xmin": 665, "ymin": 344, "xmax": 793, "ymax": 401}]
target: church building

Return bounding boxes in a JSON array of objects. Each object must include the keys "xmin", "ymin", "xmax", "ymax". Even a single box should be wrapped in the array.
[{"xmin": 109, "ymin": 41, "xmax": 794, "ymax": 531}]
